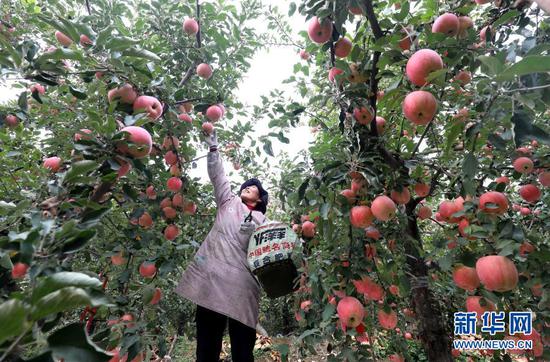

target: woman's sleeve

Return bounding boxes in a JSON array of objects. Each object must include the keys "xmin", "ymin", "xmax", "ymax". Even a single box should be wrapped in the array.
[{"xmin": 207, "ymin": 149, "xmax": 233, "ymax": 207}]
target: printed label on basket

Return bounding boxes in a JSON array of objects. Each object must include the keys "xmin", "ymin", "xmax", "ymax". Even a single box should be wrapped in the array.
[{"xmin": 247, "ymin": 222, "xmax": 298, "ymax": 272}]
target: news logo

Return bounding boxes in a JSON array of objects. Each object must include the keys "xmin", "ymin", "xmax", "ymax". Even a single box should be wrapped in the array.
[{"xmin": 453, "ymin": 311, "xmax": 533, "ymax": 351}]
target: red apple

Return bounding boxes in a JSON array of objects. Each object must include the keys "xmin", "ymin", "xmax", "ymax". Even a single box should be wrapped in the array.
[
  {"xmin": 371, "ymin": 196, "xmax": 397, "ymax": 221},
  {"xmin": 164, "ymin": 224, "xmax": 180, "ymax": 241},
  {"xmin": 206, "ymin": 105, "xmax": 223, "ymax": 122},
  {"xmin": 11, "ymin": 262, "xmax": 29, "ymax": 279},
  {"xmin": 133, "ymin": 96, "xmax": 162, "ymax": 121},
  {"xmin": 79, "ymin": 34, "xmax": 93, "ymax": 46},
  {"xmin": 519, "ymin": 184, "xmax": 541, "ymax": 203},
  {"xmin": 476, "ymin": 255, "xmax": 518, "ymax": 292},
  {"xmin": 167, "ymin": 177, "xmax": 183, "ymax": 192},
  {"xmin": 301, "ymin": 221, "xmax": 316, "ymax": 238},
  {"xmin": 453, "ymin": 265, "xmax": 480, "ymax": 291},
  {"xmin": 307, "ymin": 16, "xmax": 332, "ymax": 44},
  {"xmin": 479, "ymin": 191, "xmax": 508, "ymax": 215},
  {"xmin": 116, "ymin": 126, "xmax": 153, "ymax": 159},
  {"xmin": 150, "ymin": 287, "xmax": 162, "ymax": 305},
  {"xmin": 513, "ymin": 157, "xmax": 534, "ymax": 174},
  {"xmin": 196, "ymin": 63, "xmax": 212, "ymax": 79},
  {"xmin": 55, "ymin": 31, "xmax": 72, "ymax": 47},
  {"xmin": 337, "ymin": 296, "xmax": 364, "ymax": 329},
  {"xmin": 183, "ymin": 18, "xmax": 199, "ymax": 36},
  {"xmin": 377, "ymin": 309, "xmax": 398, "ymax": 330},
  {"xmin": 202, "ymin": 122, "xmax": 214, "ymax": 135},
  {"xmin": 43, "ymin": 156, "xmax": 62, "ymax": 172},
  {"xmin": 139, "ymin": 262, "xmax": 157, "ymax": 278},
  {"xmin": 403, "ymin": 90, "xmax": 438, "ymax": 125},
  {"xmin": 405, "ymin": 49, "xmax": 444, "ymax": 87},
  {"xmin": 390, "ymin": 187, "xmax": 411, "ymax": 205},
  {"xmin": 353, "ymin": 105, "xmax": 374, "ymax": 125},
  {"xmin": 350, "ymin": 206, "xmax": 374, "ymax": 228},
  {"xmin": 5, "ymin": 114, "xmax": 18, "ymax": 128},
  {"xmin": 432, "ymin": 13, "xmax": 459, "ymax": 36},
  {"xmin": 334, "ymin": 37, "xmax": 352, "ymax": 58}
]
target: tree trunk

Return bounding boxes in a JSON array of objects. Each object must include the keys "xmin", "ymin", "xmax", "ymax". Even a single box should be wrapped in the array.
[{"xmin": 404, "ymin": 205, "xmax": 452, "ymax": 361}]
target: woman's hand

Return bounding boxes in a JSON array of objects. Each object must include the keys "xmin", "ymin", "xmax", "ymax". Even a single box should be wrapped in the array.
[
  {"xmin": 203, "ymin": 129, "xmax": 218, "ymax": 151},
  {"xmin": 239, "ymin": 221, "xmax": 256, "ymax": 236}
]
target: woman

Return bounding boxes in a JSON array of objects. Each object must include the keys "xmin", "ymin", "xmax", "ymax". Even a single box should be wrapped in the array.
[{"xmin": 175, "ymin": 130, "xmax": 269, "ymax": 362}]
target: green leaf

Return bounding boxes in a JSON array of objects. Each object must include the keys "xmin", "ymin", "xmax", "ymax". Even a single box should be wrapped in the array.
[
  {"xmin": 18, "ymin": 91, "xmax": 28, "ymax": 111},
  {"xmin": 496, "ymin": 56, "xmax": 550, "ymax": 82},
  {"xmin": 462, "ymin": 153, "xmax": 478, "ymax": 178},
  {"xmin": 121, "ymin": 48, "xmax": 161, "ymax": 61},
  {"xmin": 69, "ymin": 86, "xmax": 88, "ymax": 100},
  {"xmin": 322, "ymin": 303, "xmax": 335, "ymax": 321},
  {"xmin": 263, "ymin": 139, "xmax": 274, "ymax": 157},
  {"xmin": 64, "ymin": 160, "xmax": 98, "ymax": 184},
  {"xmin": 31, "ymin": 287, "xmax": 106, "ymax": 320},
  {"xmin": 393, "ymin": 1, "xmax": 410, "ymax": 21},
  {"xmin": 35, "ymin": 48, "xmax": 84, "ymax": 64},
  {"xmin": 104, "ymin": 36, "xmax": 140, "ymax": 50},
  {"xmin": 0, "ymin": 299, "xmax": 30, "ymax": 345},
  {"xmin": 47, "ymin": 323, "xmax": 111, "ymax": 362},
  {"xmin": 288, "ymin": 2, "xmax": 297, "ymax": 16},
  {"xmin": 32, "ymin": 272, "xmax": 102, "ymax": 302},
  {"xmin": 478, "ymin": 55, "xmax": 504, "ymax": 76},
  {"xmin": 492, "ymin": 10, "xmax": 520, "ymax": 27},
  {"xmin": 62, "ymin": 229, "xmax": 97, "ymax": 253}
]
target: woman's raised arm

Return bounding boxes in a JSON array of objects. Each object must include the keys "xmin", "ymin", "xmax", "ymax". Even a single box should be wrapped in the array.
[{"xmin": 205, "ymin": 130, "xmax": 233, "ymax": 207}]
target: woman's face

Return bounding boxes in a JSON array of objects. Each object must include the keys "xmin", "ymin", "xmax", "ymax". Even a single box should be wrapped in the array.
[{"xmin": 241, "ymin": 185, "xmax": 260, "ymax": 203}]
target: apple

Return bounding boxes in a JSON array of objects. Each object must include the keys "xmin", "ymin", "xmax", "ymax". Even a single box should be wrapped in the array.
[
  {"xmin": 405, "ymin": 49, "xmax": 444, "ymax": 86},
  {"xmin": 375, "ymin": 116, "xmax": 385, "ymax": 134},
  {"xmin": 146, "ymin": 185, "xmax": 156, "ymax": 199},
  {"xmin": 164, "ymin": 224, "xmax": 180, "ymax": 241},
  {"xmin": 513, "ymin": 157, "xmax": 534, "ymax": 174},
  {"xmin": 116, "ymin": 126, "xmax": 153, "ymax": 159},
  {"xmin": 458, "ymin": 219, "xmax": 476, "ymax": 240},
  {"xmin": 150, "ymin": 287, "xmax": 162, "ymax": 305},
  {"xmin": 196, "ymin": 63, "xmax": 212, "ymax": 79},
  {"xmin": 390, "ymin": 187, "xmax": 411, "ymax": 204},
  {"xmin": 206, "ymin": 105, "xmax": 223, "ymax": 122},
  {"xmin": 519, "ymin": 184, "xmax": 541, "ymax": 203},
  {"xmin": 178, "ymin": 113, "xmax": 192, "ymax": 123},
  {"xmin": 5, "ymin": 114, "xmax": 18, "ymax": 128},
  {"xmin": 167, "ymin": 177, "xmax": 183, "ymax": 192},
  {"xmin": 458, "ymin": 16, "xmax": 474, "ymax": 37},
  {"xmin": 138, "ymin": 212, "xmax": 153, "ymax": 228},
  {"xmin": 337, "ymin": 297, "xmax": 364, "ymax": 329},
  {"xmin": 377, "ymin": 309, "xmax": 398, "ymax": 329},
  {"xmin": 437, "ymin": 198, "xmax": 464, "ymax": 222},
  {"xmin": 301, "ymin": 221, "xmax": 316, "ymax": 238},
  {"xmin": 79, "ymin": 34, "xmax": 93, "ymax": 46},
  {"xmin": 414, "ymin": 183, "xmax": 430, "ymax": 197},
  {"xmin": 402, "ymin": 90, "xmax": 438, "ymax": 125},
  {"xmin": 202, "ymin": 122, "xmax": 214, "ymax": 135},
  {"xmin": 371, "ymin": 196, "xmax": 397, "ymax": 221},
  {"xmin": 55, "ymin": 31, "xmax": 72, "ymax": 47},
  {"xmin": 538, "ymin": 171, "xmax": 550, "ymax": 186},
  {"xmin": 398, "ymin": 28, "xmax": 414, "ymax": 51},
  {"xmin": 365, "ymin": 226, "xmax": 381, "ymax": 240},
  {"xmin": 181, "ymin": 102, "xmax": 193, "ymax": 113},
  {"xmin": 340, "ymin": 189, "xmax": 356, "ymax": 204},
  {"xmin": 162, "ymin": 136, "xmax": 180, "ymax": 150},
  {"xmin": 476, "ymin": 255, "xmax": 518, "ymax": 292},
  {"xmin": 111, "ymin": 252, "xmax": 126, "ymax": 266},
  {"xmin": 466, "ymin": 296, "xmax": 495, "ymax": 319},
  {"xmin": 164, "ymin": 151, "xmax": 178, "ymax": 166},
  {"xmin": 163, "ymin": 207, "xmax": 177, "ymax": 219},
  {"xmin": 495, "ymin": 176, "xmax": 509, "ymax": 184},
  {"xmin": 417, "ymin": 205, "xmax": 432, "ymax": 220},
  {"xmin": 432, "ymin": 13, "xmax": 459, "ymax": 36},
  {"xmin": 348, "ymin": 6, "xmax": 363, "ymax": 15},
  {"xmin": 133, "ymin": 96, "xmax": 162, "ymax": 121},
  {"xmin": 299, "ymin": 50, "xmax": 310, "ymax": 60},
  {"xmin": 348, "ymin": 63, "xmax": 368, "ymax": 83},
  {"xmin": 479, "ymin": 26, "xmax": 491, "ymax": 43},
  {"xmin": 172, "ymin": 193, "xmax": 184, "ymax": 208},
  {"xmin": 183, "ymin": 18, "xmax": 199, "ymax": 36},
  {"xmin": 350, "ymin": 206, "xmax": 374, "ymax": 228},
  {"xmin": 353, "ymin": 105, "xmax": 374, "ymax": 125},
  {"xmin": 519, "ymin": 241, "xmax": 535, "ymax": 257},
  {"xmin": 479, "ymin": 191, "xmax": 508, "ymax": 214},
  {"xmin": 334, "ymin": 37, "xmax": 352, "ymax": 58},
  {"xmin": 43, "ymin": 156, "xmax": 62, "ymax": 172},
  {"xmin": 328, "ymin": 67, "xmax": 344, "ymax": 84},
  {"xmin": 116, "ymin": 160, "xmax": 132, "ymax": 179},
  {"xmin": 454, "ymin": 70, "xmax": 472, "ymax": 85},
  {"xmin": 11, "ymin": 262, "xmax": 29, "ymax": 279},
  {"xmin": 307, "ymin": 16, "xmax": 332, "ymax": 44},
  {"xmin": 74, "ymin": 128, "xmax": 92, "ymax": 141},
  {"xmin": 139, "ymin": 262, "xmax": 157, "ymax": 278},
  {"xmin": 453, "ymin": 265, "xmax": 480, "ymax": 291},
  {"xmin": 183, "ymin": 200, "xmax": 197, "ymax": 215}
]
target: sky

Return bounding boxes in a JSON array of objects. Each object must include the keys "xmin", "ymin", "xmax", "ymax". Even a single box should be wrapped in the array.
[{"xmin": 0, "ymin": 0, "xmax": 313, "ymax": 191}]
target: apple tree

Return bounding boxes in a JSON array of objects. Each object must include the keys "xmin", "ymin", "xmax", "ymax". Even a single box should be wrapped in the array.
[{"xmin": 262, "ymin": 0, "xmax": 550, "ymax": 361}]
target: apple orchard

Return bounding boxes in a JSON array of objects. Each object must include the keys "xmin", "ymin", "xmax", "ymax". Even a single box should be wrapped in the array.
[{"xmin": 0, "ymin": 0, "xmax": 549, "ymax": 361}]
